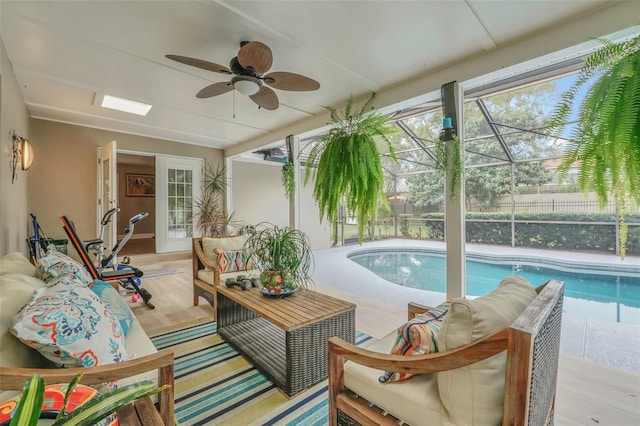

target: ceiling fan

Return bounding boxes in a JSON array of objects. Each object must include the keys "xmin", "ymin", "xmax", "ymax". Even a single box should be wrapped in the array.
[{"xmin": 166, "ymin": 41, "xmax": 320, "ymax": 110}]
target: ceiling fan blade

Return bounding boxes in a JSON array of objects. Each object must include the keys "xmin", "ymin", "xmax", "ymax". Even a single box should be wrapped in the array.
[
  {"xmin": 196, "ymin": 82, "xmax": 234, "ymax": 98},
  {"xmin": 237, "ymin": 42, "xmax": 273, "ymax": 75},
  {"xmin": 166, "ymin": 54, "xmax": 232, "ymax": 75},
  {"xmin": 264, "ymin": 72, "xmax": 320, "ymax": 91},
  {"xmin": 250, "ymin": 86, "xmax": 279, "ymax": 110}
]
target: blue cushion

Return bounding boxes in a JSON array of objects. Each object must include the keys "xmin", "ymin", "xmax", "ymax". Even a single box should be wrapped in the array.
[{"xmin": 90, "ymin": 280, "xmax": 134, "ymax": 336}]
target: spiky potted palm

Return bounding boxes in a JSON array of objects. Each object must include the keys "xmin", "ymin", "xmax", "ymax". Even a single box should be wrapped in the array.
[
  {"xmin": 194, "ymin": 164, "xmax": 240, "ymax": 237},
  {"xmin": 304, "ymin": 93, "xmax": 397, "ymax": 243},
  {"xmin": 243, "ymin": 222, "xmax": 313, "ymax": 296},
  {"xmin": 3, "ymin": 374, "xmax": 166, "ymax": 426},
  {"xmin": 548, "ymin": 31, "xmax": 640, "ymax": 258}
]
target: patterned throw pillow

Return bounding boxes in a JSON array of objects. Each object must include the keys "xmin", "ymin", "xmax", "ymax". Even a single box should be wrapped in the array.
[
  {"xmin": 9, "ymin": 284, "xmax": 128, "ymax": 368},
  {"xmin": 213, "ymin": 248, "xmax": 252, "ymax": 273},
  {"xmin": 379, "ymin": 302, "xmax": 450, "ymax": 383},
  {"xmin": 35, "ymin": 248, "xmax": 92, "ymax": 286},
  {"xmin": 90, "ymin": 279, "xmax": 134, "ymax": 336}
]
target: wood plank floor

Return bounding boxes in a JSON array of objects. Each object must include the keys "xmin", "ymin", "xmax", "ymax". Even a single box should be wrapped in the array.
[{"xmin": 129, "ymin": 252, "xmax": 640, "ymax": 425}]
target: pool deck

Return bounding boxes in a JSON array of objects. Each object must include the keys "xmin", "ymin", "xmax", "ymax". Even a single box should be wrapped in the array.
[{"xmin": 311, "ymin": 239, "xmax": 640, "ymax": 374}]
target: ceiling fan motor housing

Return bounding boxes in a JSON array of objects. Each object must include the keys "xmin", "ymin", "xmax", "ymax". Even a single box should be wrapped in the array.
[{"xmin": 230, "ymin": 57, "xmax": 252, "ymax": 76}]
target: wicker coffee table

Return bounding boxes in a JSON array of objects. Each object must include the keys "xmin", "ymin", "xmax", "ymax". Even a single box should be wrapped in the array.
[{"xmin": 216, "ymin": 285, "xmax": 356, "ymax": 397}]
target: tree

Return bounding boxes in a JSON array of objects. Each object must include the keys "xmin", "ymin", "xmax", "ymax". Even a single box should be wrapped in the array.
[{"xmin": 402, "ymin": 82, "xmax": 559, "ymax": 210}]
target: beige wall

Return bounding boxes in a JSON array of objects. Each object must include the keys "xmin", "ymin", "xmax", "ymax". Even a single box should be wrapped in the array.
[
  {"xmin": 28, "ymin": 119, "xmax": 223, "ymax": 256},
  {"xmin": 231, "ymin": 160, "xmax": 330, "ymax": 250},
  {"xmin": 298, "ymin": 165, "xmax": 331, "ymax": 250},
  {"xmin": 0, "ymin": 37, "xmax": 30, "ymax": 256},
  {"xmin": 117, "ymin": 163, "xmax": 155, "ymax": 236},
  {"xmin": 231, "ymin": 160, "xmax": 287, "ymax": 229}
]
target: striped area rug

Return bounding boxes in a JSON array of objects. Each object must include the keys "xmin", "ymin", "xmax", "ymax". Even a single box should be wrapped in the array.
[{"xmin": 149, "ymin": 318, "xmax": 374, "ymax": 426}]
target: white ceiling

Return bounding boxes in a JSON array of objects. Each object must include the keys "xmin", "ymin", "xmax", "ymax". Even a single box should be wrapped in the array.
[{"xmin": 0, "ymin": 0, "xmax": 633, "ymax": 153}]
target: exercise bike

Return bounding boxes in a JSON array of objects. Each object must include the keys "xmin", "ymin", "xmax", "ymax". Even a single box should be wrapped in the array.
[{"xmin": 83, "ymin": 208, "xmax": 153, "ymax": 307}]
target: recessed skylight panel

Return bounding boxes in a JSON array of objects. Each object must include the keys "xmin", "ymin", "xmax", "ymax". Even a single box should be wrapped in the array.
[{"xmin": 101, "ymin": 95, "xmax": 152, "ymax": 116}]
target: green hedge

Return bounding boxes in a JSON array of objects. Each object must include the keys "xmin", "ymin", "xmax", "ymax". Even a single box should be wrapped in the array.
[{"xmin": 419, "ymin": 212, "xmax": 640, "ymax": 255}]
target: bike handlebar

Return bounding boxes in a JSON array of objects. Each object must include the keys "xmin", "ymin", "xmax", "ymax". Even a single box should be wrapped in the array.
[
  {"xmin": 100, "ymin": 208, "xmax": 119, "ymax": 226},
  {"xmin": 130, "ymin": 212, "xmax": 149, "ymax": 224}
]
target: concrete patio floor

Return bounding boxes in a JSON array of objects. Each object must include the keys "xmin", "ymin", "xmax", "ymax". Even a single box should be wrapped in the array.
[{"xmin": 310, "ymin": 239, "xmax": 640, "ymax": 374}]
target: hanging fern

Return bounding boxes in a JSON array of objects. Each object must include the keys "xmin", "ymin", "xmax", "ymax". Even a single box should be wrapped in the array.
[
  {"xmin": 304, "ymin": 93, "xmax": 397, "ymax": 243},
  {"xmin": 434, "ymin": 130, "xmax": 462, "ymax": 200},
  {"xmin": 281, "ymin": 161, "xmax": 295, "ymax": 200},
  {"xmin": 547, "ymin": 31, "xmax": 640, "ymax": 258}
]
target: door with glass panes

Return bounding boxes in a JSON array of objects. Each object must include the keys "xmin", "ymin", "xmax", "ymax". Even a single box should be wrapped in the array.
[{"xmin": 155, "ymin": 156, "xmax": 203, "ymax": 252}]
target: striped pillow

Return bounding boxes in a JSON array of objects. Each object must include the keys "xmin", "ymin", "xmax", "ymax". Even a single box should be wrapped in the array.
[
  {"xmin": 213, "ymin": 248, "xmax": 252, "ymax": 273},
  {"xmin": 379, "ymin": 302, "xmax": 450, "ymax": 383}
]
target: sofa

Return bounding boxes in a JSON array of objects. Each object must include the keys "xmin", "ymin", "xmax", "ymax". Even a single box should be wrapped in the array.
[
  {"xmin": 328, "ymin": 277, "xmax": 565, "ymax": 426},
  {"xmin": 192, "ymin": 235, "xmax": 259, "ymax": 314},
  {"xmin": 0, "ymin": 251, "xmax": 174, "ymax": 425}
]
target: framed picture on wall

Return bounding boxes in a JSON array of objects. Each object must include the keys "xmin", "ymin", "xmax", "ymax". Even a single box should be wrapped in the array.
[{"xmin": 126, "ymin": 174, "xmax": 155, "ymax": 197}]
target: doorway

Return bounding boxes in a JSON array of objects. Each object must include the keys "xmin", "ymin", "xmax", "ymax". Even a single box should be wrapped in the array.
[{"xmin": 117, "ymin": 153, "xmax": 156, "ymax": 255}]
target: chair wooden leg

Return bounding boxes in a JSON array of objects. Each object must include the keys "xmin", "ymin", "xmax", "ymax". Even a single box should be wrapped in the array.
[{"xmin": 193, "ymin": 286, "xmax": 200, "ymax": 306}]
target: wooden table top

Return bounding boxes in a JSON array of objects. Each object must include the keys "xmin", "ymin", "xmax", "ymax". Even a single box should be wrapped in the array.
[{"xmin": 216, "ymin": 285, "xmax": 356, "ymax": 332}]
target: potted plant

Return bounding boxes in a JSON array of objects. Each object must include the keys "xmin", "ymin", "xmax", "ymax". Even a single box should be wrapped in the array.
[
  {"xmin": 4, "ymin": 373, "xmax": 166, "ymax": 426},
  {"xmin": 304, "ymin": 93, "xmax": 397, "ymax": 243},
  {"xmin": 548, "ymin": 31, "xmax": 640, "ymax": 258},
  {"xmin": 194, "ymin": 164, "xmax": 240, "ymax": 237},
  {"xmin": 243, "ymin": 222, "xmax": 313, "ymax": 295}
]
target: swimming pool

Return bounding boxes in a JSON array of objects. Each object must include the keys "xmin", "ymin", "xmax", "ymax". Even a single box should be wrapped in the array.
[{"xmin": 348, "ymin": 249, "xmax": 640, "ymax": 324}]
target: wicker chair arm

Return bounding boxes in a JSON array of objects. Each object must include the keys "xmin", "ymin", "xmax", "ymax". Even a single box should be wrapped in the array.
[{"xmin": 328, "ymin": 328, "xmax": 510, "ymax": 375}]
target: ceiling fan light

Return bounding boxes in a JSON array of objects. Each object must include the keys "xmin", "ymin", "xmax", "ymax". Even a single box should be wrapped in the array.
[{"xmin": 233, "ymin": 77, "xmax": 260, "ymax": 96}]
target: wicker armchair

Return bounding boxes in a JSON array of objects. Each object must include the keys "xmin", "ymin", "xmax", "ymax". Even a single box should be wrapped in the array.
[
  {"xmin": 192, "ymin": 235, "xmax": 253, "ymax": 314},
  {"xmin": 328, "ymin": 279, "xmax": 564, "ymax": 426}
]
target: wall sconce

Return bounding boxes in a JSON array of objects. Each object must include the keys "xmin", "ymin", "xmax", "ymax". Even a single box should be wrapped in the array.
[{"xmin": 12, "ymin": 130, "xmax": 35, "ymax": 183}]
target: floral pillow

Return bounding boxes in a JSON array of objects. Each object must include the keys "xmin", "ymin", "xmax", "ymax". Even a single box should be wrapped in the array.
[
  {"xmin": 90, "ymin": 279, "xmax": 134, "ymax": 336},
  {"xmin": 213, "ymin": 248, "xmax": 253, "ymax": 273},
  {"xmin": 379, "ymin": 302, "xmax": 450, "ymax": 383},
  {"xmin": 9, "ymin": 284, "xmax": 128, "ymax": 368},
  {"xmin": 35, "ymin": 248, "xmax": 92, "ymax": 286}
]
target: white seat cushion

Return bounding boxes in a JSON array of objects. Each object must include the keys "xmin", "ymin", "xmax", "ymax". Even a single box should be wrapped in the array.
[
  {"xmin": 0, "ymin": 253, "xmax": 36, "ymax": 276},
  {"xmin": 344, "ymin": 332, "xmax": 442, "ymax": 426},
  {"xmin": 120, "ymin": 319, "xmax": 159, "ymax": 387}
]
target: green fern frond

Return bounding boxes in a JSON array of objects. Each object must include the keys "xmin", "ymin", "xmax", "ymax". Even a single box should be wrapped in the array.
[
  {"xmin": 304, "ymin": 93, "xmax": 398, "ymax": 243},
  {"xmin": 547, "ymin": 30, "xmax": 640, "ymax": 258}
]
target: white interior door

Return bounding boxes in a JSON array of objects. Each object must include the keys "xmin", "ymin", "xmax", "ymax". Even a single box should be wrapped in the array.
[
  {"xmin": 97, "ymin": 140, "xmax": 117, "ymax": 253},
  {"xmin": 155, "ymin": 155, "xmax": 203, "ymax": 253}
]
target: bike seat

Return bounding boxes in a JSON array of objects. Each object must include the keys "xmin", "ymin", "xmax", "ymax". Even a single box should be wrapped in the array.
[{"xmin": 83, "ymin": 239, "xmax": 103, "ymax": 250}]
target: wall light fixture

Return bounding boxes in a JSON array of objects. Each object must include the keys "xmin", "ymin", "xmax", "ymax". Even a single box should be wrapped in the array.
[{"xmin": 12, "ymin": 130, "xmax": 35, "ymax": 183}]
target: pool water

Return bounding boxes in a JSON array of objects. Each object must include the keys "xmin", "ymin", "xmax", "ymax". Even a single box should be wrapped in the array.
[{"xmin": 349, "ymin": 251, "xmax": 640, "ymax": 324}]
